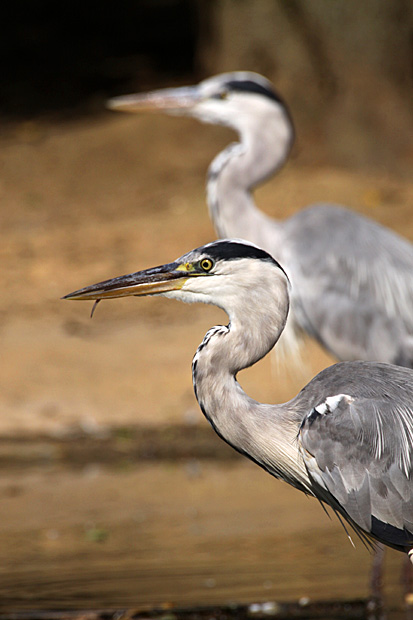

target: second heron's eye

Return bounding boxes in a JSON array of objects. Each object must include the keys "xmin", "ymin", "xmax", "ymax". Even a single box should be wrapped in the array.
[
  {"xmin": 200, "ymin": 258, "xmax": 214, "ymax": 272},
  {"xmin": 212, "ymin": 90, "xmax": 228, "ymax": 101}
]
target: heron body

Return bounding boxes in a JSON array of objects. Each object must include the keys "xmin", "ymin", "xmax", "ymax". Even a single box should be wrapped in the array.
[
  {"xmin": 108, "ymin": 72, "xmax": 413, "ymax": 366},
  {"xmin": 64, "ymin": 239, "xmax": 413, "ymax": 558}
]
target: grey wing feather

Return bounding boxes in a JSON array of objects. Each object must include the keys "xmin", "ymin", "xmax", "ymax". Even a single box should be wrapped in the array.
[
  {"xmin": 289, "ymin": 362, "xmax": 413, "ymax": 549},
  {"xmin": 281, "ymin": 204, "xmax": 413, "ymax": 365},
  {"xmin": 297, "ymin": 364, "xmax": 413, "ymax": 546}
]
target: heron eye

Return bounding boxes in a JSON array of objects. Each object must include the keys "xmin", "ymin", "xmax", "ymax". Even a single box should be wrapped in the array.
[
  {"xmin": 200, "ymin": 258, "xmax": 214, "ymax": 272},
  {"xmin": 212, "ymin": 90, "xmax": 228, "ymax": 101}
]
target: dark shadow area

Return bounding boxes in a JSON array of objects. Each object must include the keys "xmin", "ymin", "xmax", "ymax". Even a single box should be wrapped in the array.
[
  {"xmin": 0, "ymin": 599, "xmax": 377, "ymax": 620},
  {"xmin": 0, "ymin": 425, "xmax": 240, "ymax": 471},
  {"xmin": 0, "ymin": 0, "xmax": 198, "ymax": 120}
]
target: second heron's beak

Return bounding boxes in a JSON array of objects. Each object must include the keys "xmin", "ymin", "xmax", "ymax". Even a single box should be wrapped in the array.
[
  {"xmin": 107, "ymin": 85, "xmax": 201, "ymax": 114},
  {"xmin": 63, "ymin": 261, "xmax": 193, "ymax": 303}
]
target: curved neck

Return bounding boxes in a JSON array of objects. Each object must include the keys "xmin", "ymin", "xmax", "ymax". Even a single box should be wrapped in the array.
[
  {"xmin": 191, "ymin": 274, "xmax": 311, "ymax": 492},
  {"xmin": 206, "ymin": 111, "xmax": 292, "ymax": 245}
]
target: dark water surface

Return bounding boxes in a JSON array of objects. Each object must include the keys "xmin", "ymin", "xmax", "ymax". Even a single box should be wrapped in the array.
[{"xmin": 0, "ymin": 434, "xmax": 408, "ymax": 617}]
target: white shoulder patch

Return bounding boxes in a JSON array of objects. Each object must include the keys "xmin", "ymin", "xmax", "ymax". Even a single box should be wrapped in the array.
[{"xmin": 314, "ymin": 393, "xmax": 353, "ymax": 416}]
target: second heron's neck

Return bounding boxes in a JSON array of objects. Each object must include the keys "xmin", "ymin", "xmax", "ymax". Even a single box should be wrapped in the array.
[{"xmin": 206, "ymin": 119, "xmax": 291, "ymax": 244}]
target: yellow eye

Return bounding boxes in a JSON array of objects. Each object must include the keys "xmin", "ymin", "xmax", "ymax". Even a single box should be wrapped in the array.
[
  {"xmin": 219, "ymin": 90, "xmax": 228, "ymax": 100},
  {"xmin": 200, "ymin": 258, "xmax": 214, "ymax": 272}
]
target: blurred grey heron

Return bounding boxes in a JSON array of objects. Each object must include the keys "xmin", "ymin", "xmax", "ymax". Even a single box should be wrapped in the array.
[
  {"xmin": 108, "ymin": 72, "xmax": 413, "ymax": 367},
  {"xmin": 64, "ymin": 239, "xmax": 413, "ymax": 568}
]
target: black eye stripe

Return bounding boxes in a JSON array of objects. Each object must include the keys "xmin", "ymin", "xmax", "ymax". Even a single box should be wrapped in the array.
[
  {"xmin": 224, "ymin": 80, "xmax": 283, "ymax": 105},
  {"xmin": 204, "ymin": 242, "xmax": 273, "ymax": 263},
  {"xmin": 196, "ymin": 241, "xmax": 289, "ymax": 280}
]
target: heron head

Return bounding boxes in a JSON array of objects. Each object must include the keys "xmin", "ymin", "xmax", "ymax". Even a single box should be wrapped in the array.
[
  {"xmin": 107, "ymin": 72, "xmax": 292, "ymax": 134},
  {"xmin": 63, "ymin": 239, "xmax": 289, "ymax": 321}
]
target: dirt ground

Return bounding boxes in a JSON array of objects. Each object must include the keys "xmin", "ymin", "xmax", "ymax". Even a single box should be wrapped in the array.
[
  {"xmin": 1, "ymin": 111, "xmax": 413, "ymax": 610},
  {"xmin": 2, "ymin": 111, "xmax": 413, "ymax": 436}
]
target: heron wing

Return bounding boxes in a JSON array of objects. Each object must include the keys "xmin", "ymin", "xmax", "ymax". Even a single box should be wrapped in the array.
[
  {"xmin": 297, "ymin": 362, "xmax": 413, "ymax": 547},
  {"xmin": 282, "ymin": 203, "xmax": 413, "ymax": 365}
]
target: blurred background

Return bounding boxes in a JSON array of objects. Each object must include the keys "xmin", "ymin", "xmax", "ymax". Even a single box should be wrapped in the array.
[{"xmin": 0, "ymin": 0, "xmax": 413, "ymax": 613}]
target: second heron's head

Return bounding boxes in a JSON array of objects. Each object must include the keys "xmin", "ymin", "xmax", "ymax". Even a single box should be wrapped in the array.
[{"xmin": 107, "ymin": 71, "xmax": 293, "ymax": 137}]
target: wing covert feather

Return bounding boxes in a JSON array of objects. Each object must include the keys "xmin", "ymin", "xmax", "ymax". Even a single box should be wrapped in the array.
[{"xmin": 295, "ymin": 362, "xmax": 413, "ymax": 545}]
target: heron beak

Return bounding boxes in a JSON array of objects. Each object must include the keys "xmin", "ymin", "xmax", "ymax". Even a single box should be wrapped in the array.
[
  {"xmin": 107, "ymin": 85, "xmax": 200, "ymax": 114},
  {"xmin": 63, "ymin": 261, "xmax": 191, "ymax": 302}
]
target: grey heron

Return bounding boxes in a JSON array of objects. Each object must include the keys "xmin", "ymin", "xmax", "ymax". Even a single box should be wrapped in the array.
[
  {"xmin": 108, "ymin": 72, "xmax": 413, "ymax": 367},
  {"xmin": 64, "ymin": 239, "xmax": 413, "ymax": 566}
]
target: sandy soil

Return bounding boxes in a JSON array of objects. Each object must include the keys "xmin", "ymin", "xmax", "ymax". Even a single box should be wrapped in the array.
[
  {"xmin": 2, "ymin": 112, "xmax": 413, "ymax": 437},
  {"xmin": 1, "ymin": 112, "xmax": 413, "ymax": 610}
]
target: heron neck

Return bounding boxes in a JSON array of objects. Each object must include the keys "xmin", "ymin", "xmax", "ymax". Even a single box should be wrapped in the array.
[
  {"xmin": 192, "ymin": 305, "xmax": 283, "ymax": 432},
  {"xmin": 191, "ymin": 278, "xmax": 310, "ymax": 492},
  {"xmin": 206, "ymin": 114, "xmax": 292, "ymax": 244}
]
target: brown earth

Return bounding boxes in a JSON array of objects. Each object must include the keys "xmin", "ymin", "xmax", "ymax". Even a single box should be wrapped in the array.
[{"xmin": 2, "ymin": 112, "xmax": 413, "ymax": 435}]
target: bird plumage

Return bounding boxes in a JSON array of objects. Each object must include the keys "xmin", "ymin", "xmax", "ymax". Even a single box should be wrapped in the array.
[
  {"xmin": 108, "ymin": 72, "xmax": 413, "ymax": 367},
  {"xmin": 296, "ymin": 363, "xmax": 413, "ymax": 551},
  {"xmin": 64, "ymin": 239, "xmax": 413, "ymax": 558}
]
